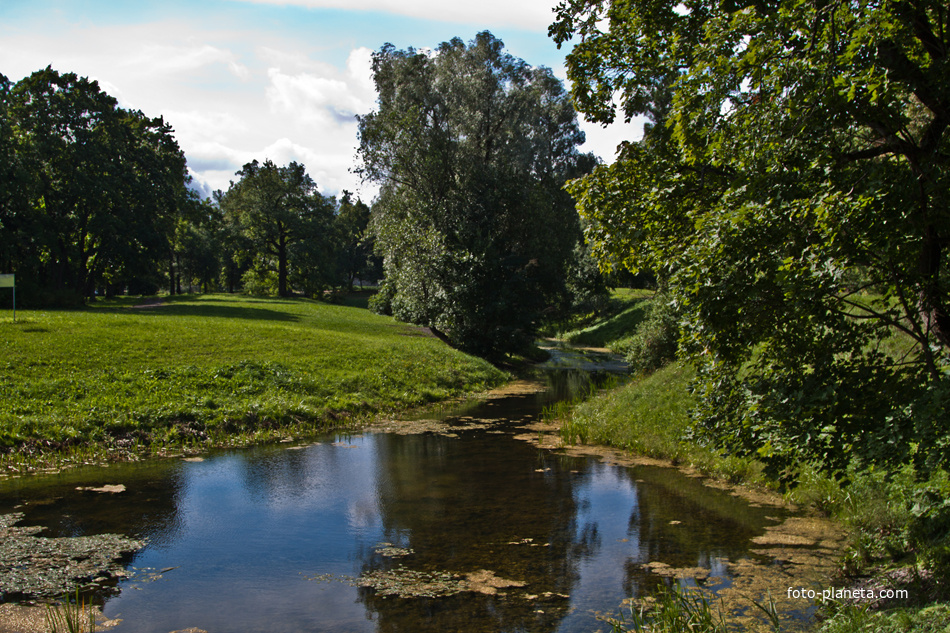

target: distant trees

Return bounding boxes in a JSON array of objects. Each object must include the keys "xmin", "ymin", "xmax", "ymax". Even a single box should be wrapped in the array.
[
  {"xmin": 0, "ymin": 66, "xmax": 381, "ymax": 303},
  {"xmin": 217, "ymin": 160, "xmax": 335, "ymax": 297},
  {"xmin": 358, "ymin": 32, "xmax": 600, "ymax": 357},
  {"xmin": 334, "ymin": 191, "xmax": 381, "ymax": 290}
]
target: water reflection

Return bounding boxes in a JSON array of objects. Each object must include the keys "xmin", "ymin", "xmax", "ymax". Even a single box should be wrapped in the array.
[{"xmin": 0, "ymin": 360, "xmax": 788, "ymax": 633}]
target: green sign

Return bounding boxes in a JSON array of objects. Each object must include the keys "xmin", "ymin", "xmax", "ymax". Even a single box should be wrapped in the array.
[{"xmin": 0, "ymin": 274, "xmax": 12, "ymax": 288}]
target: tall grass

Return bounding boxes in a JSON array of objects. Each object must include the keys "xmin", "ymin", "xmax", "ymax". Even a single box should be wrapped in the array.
[
  {"xmin": 45, "ymin": 590, "xmax": 97, "ymax": 633},
  {"xmin": 601, "ymin": 585, "xmax": 729, "ymax": 633}
]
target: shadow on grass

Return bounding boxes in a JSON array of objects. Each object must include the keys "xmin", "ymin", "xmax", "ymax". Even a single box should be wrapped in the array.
[
  {"xmin": 567, "ymin": 299, "xmax": 651, "ymax": 348},
  {"xmin": 95, "ymin": 301, "xmax": 300, "ymax": 323},
  {"xmin": 143, "ymin": 304, "xmax": 300, "ymax": 322},
  {"xmin": 164, "ymin": 295, "xmax": 302, "ymax": 306}
]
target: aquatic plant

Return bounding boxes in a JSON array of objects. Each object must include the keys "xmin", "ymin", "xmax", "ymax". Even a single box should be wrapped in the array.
[
  {"xmin": 45, "ymin": 589, "xmax": 96, "ymax": 633},
  {"xmin": 602, "ymin": 585, "xmax": 728, "ymax": 633}
]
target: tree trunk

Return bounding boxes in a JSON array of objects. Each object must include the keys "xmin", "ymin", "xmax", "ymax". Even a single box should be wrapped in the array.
[
  {"xmin": 919, "ymin": 224, "xmax": 950, "ymax": 353},
  {"xmin": 278, "ymin": 237, "xmax": 289, "ymax": 297},
  {"xmin": 169, "ymin": 253, "xmax": 176, "ymax": 295}
]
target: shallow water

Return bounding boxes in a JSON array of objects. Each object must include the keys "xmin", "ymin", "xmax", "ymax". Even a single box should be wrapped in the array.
[{"xmin": 0, "ymin": 354, "xmax": 793, "ymax": 633}]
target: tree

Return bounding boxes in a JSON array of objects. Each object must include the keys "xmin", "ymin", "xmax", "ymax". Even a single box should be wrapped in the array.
[
  {"xmin": 334, "ymin": 191, "xmax": 379, "ymax": 289},
  {"xmin": 358, "ymin": 32, "xmax": 596, "ymax": 358},
  {"xmin": 220, "ymin": 159, "xmax": 334, "ymax": 297},
  {"xmin": 551, "ymin": 1, "xmax": 950, "ymax": 471},
  {"xmin": 0, "ymin": 73, "xmax": 22, "ymax": 277},
  {"xmin": 4, "ymin": 67, "xmax": 189, "ymax": 302}
]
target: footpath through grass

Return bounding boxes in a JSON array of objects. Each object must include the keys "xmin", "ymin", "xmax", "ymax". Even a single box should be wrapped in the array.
[{"xmin": 0, "ymin": 294, "xmax": 506, "ymax": 466}]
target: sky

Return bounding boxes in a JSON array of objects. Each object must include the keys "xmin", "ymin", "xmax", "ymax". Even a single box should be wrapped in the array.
[{"xmin": 0, "ymin": 0, "xmax": 643, "ymax": 200}]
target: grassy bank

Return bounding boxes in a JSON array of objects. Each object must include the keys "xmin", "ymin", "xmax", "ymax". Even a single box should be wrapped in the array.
[
  {"xmin": 556, "ymin": 295, "xmax": 950, "ymax": 632},
  {"xmin": 0, "ymin": 294, "xmax": 506, "ymax": 469},
  {"xmin": 559, "ymin": 288, "xmax": 653, "ymax": 352},
  {"xmin": 560, "ymin": 365, "xmax": 950, "ymax": 632},
  {"xmin": 561, "ymin": 361, "xmax": 769, "ymax": 486}
]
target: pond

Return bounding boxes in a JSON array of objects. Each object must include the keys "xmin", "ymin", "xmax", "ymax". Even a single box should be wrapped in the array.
[{"xmin": 0, "ymin": 350, "xmax": 833, "ymax": 632}]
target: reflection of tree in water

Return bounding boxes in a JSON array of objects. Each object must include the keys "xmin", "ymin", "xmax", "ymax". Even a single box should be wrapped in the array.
[
  {"xmin": 359, "ymin": 402, "xmax": 588, "ymax": 633},
  {"xmin": 618, "ymin": 464, "xmax": 788, "ymax": 599},
  {"xmin": 0, "ymin": 460, "xmax": 187, "ymax": 554}
]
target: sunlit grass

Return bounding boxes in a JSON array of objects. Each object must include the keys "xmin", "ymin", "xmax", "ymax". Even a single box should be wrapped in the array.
[
  {"xmin": 0, "ymin": 295, "xmax": 507, "ymax": 463},
  {"xmin": 561, "ymin": 288, "xmax": 653, "ymax": 350},
  {"xmin": 561, "ymin": 361, "xmax": 767, "ymax": 485}
]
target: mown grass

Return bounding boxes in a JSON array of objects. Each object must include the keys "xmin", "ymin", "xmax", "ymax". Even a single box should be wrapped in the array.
[
  {"xmin": 0, "ymin": 294, "xmax": 506, "ymax": 467},
  {"xmin": 560, "ymin": 361, "xmax": 767, "ymax": 485},
  {"xmin": 559, "ymin": 288, "xmax": 653, "ymax": 350}
]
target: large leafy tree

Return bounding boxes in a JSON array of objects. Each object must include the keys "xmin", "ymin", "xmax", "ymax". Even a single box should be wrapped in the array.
[
  {"xmin": 358, "ymin": 31, "xmax": 595, "ymax": 358},
  {"xmin": 220, "ymin": 159, "xmax": 334, "ymax": 297},
  {"xmin": 551, "ymin": 1, "xmax": 950, "ymax": 470},
  {"xmin": 3, "ymin": 67, "xmax": 189, "ymax": 301},
  {"xmin": 334, "ymin": 191, "xmax": 379, "ymax": 289}
]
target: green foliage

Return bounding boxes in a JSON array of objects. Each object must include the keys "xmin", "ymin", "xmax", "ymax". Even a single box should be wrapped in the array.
[
  {"xmin": 357, "ymin": 32, "xmax": 596, "ymax": 358},
  {"xmin": 219, "ymin": 160, "xmax": 335, "ymax": 297},
  {"xmin": 602, "ymin": 585, "xmax": 728, "ymax": 633},
  {"xmin": 622, "ymin": 294, "xmax": 680, "ymax": 375},
  {"xmin": 907, "ymin": 469, "xmax": 950, "ymax": 579},
  {"xmin": 818, "ymin": 603, "xmax": 950, "ymax": 633},
  {"xmin": 786, "ymin": 461, "xmax": 950, "ymax": 583},
  {"xmin": 334, "ymin": 192, "xmax": 381, "ymax": 289},
  {"xmin": 2, "ymin": 67, "xmax": 189, "ymax": 302},
  {"xmin": 240, "ymin": 267, "xmax": 279, "ymax": 297},
  {"xmin": 551, "ymin": 0, "xmax": 950, "ymax": 474}
]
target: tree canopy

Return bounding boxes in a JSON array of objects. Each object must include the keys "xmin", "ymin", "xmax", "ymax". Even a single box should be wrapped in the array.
[
  {"xmin": 219, "ymin": 160, "xmax": 335, "ymax": 298},
  {"xmin": 358, "ymin": 32, "xmax": 598, "ymax": 358},
  {"xmin": 551, "ymin": 0, "xmax": 950, "ymax": 471},
  {"xmin": 1, "ymin": 67, "xmax": 190, "ymax": 301}
]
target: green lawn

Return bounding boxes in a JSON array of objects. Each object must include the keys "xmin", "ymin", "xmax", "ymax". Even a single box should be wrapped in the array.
[
  {"xmin": 0, "ymin": 295, "xmax": 506, "ymax": 453},
  {"xmin": 562, "ymin": 288, "xmax": 653, "ymax": 351}
]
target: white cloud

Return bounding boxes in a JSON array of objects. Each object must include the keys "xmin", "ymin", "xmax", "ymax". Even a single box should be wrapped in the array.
[
  {"xmin": 164, "ymin": 110, "xmax": 250, "ymax": 145},
  {"xmin": 266, "ymin": 46, "xmax": 375, "ymax": 122},
  {"xmin": 579, "ymin": 117, "xmax": 647, "ymax": 161},
  {"xmin": 226, "ymin": 0, "xmax": 557, "ymax": 30},
  {"xmin": 128, "ymin": 42, "xmax": 250, "ymax": 79}
]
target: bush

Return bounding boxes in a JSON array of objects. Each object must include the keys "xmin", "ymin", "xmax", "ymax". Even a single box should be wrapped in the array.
[
  {"xmin": 624, "ymin": 295, "xmax": 679, "ymax": 374},
  {"xmin": 240, "ymin": 268, "xmax": 278, "ymax": 296}
]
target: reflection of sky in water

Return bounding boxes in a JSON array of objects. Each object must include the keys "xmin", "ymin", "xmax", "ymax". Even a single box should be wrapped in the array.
[
  {"xmin": 104, "ymin": 441, "xmax": 384, "ymax": 633},
  {"xmin": 0, "ymin": 365, "xmax": 782, "ymax": 633}
]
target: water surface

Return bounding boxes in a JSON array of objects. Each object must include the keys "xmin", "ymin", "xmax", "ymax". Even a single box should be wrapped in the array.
[{"xmin": 0, "ymin": 358, "xmax": 788, "ymax": 632}]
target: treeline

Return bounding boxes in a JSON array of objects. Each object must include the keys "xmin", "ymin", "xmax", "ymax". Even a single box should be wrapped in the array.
[{"xmin": 0, "ymin": 67, "xmax": 381, "ymax": 305}]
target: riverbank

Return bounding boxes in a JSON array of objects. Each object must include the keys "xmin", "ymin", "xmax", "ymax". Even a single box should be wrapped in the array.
[
  {"xmin": 553, "ymin": 291, "xmax": 950, "ymax": 633},
  {"xmin": 0, "ymin": 294, "xmax": 507, "ymax": 475}
]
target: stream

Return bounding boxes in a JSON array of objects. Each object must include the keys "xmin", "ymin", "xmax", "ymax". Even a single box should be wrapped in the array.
[{"xmin": 0, "ymin": 348, "xmax": 834, "ymax": 633}]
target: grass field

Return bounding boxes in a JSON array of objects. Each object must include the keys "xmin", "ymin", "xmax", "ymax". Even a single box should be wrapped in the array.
[
  {"xmin": 561, "ymin": 288, "xmax": 653, "ymax": 352},
  {"xmin": 0, "ymin": 294, "xmax": 506, "ymax": 462}
]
